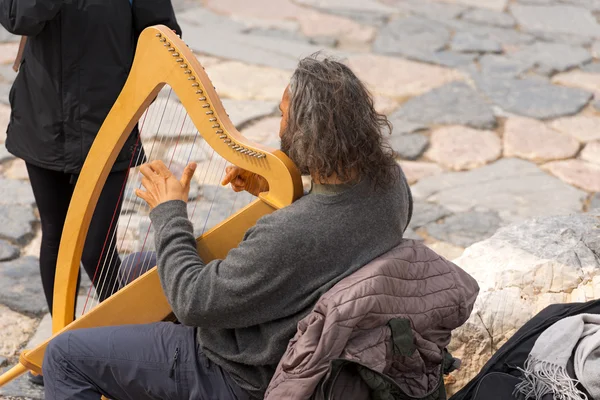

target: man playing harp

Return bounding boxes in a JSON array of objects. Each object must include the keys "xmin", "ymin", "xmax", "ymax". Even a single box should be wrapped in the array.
[{"xmin": 42, "ymin": 56, "xmax": 414, "ymax": 399}]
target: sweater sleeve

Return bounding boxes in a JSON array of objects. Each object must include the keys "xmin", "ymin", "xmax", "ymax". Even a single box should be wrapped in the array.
[
  {"xmin": 0, "ymin": 0, "xmax": 61, "ymax": 35},
  {"xmin": 150, "ymin": 200, "xmax": 300, "ymax": 329}
]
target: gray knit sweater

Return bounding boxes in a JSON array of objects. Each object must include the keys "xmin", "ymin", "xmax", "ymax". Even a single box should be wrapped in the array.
[{"xmin": 149, "ymin": 167, "xmax": 413, "ymax": 398}]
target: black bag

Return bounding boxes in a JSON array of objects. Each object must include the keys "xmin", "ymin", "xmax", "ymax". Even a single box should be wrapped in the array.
[{"xmin": 450, "ymin": 299, "xmax": 600, "ymax": 400}]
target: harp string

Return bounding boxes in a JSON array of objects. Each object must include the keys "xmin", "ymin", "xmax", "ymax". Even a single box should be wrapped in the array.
[{"xmin": 83, "ymin": 90, "xmax": 175, "ymax": 313}]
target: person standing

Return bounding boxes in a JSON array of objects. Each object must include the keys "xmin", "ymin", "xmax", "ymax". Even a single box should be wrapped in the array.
[{"xmin": 0, "ymin": 0, "xmax": 181, "ymax": 354}]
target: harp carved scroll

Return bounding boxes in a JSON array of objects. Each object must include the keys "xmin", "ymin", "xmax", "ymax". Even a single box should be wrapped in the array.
[{"xmin": 0, "ymin": 25, "xmax": 303, "ymax": 386}]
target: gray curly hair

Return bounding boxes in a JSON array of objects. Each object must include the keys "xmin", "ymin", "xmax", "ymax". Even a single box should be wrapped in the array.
[{"xmin": 280, "ymin": 54, "xmax": 397, "ymax": 188}]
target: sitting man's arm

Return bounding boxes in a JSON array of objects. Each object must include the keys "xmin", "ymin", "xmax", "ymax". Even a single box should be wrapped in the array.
[{"xmin": 150, "ymin": 199, "xmax": 298, "ymax": 328}]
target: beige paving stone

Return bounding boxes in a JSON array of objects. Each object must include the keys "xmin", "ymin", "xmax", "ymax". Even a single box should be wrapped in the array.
[
  {"xmin": 581, "ymin": 141, "xmax": 600, "ymax": 165},
  {"xmin": 426, "ymin": 126, "xmax": 502, "ymax": 171},
  {"xmin": 348, "ymin": 54, "xmax": 464, "ymax": 99},
  {"xmin": 208, "ymin": 61, "xmax": 292, "ymax": 101},
  {"xmin": 0, "ymin": 42, "xmax": 19, "ymax": 65},
  {"xmin": 551, "ymin": 115, "xmax": 600, "ymax": 143},
  {"xmin": 426, "ymin": 241, "xmax": 465, "ymax": 261},
  {"xmin": 204, "ymin": 0, "xmax": 301, "ymax": 20},
  {"xmin": 4, "ymin": 159, "xmax": 28, "ymax": 180},
  {"xmin": 543, "ymin": 159, "xmax": 600, "ymax": 192},
  {"xmin": 398, "ymin": 161, "xmax": 443, "ymax": 185},
  {"xmin": 552, "ymin": 70, "xmax": 600, "ymax": 94},
  {"xmin": 296, "ymin": 12, "xmax": 375, "ymax": 43},
  {"xmin": 0, "ymin": 304, "xmax": 37, "ymax": 357},
  {"xmin": 241, "ymin": 117, "xmax": 282, "ymax": 145},
  {"xmin": 196, "ymin": 53, "xmax": 223, "ymax": 68},
  {"xmin": 373, "ymin": 95, "xmax": 399, "ymax": 115},
  {"xmin": 504, "ymin": 116, "xmax": 580, "ymax": 162}
]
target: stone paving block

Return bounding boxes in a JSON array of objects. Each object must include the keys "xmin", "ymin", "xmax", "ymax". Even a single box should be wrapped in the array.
[
  {"xmin": 409, "ymin": 201, "xmax": 453, "ymax": 229},
  {"xmin": 428, "ymin": 0, "xmax": 508, "ymax": 11},
  {"xmin": 510, "ymin": 4, "xmax": 600, "ymax": 38},
  {"xmin": 462, "ymin": 8, "xmax": 516, "ymax": 28},
  {"xmin": 208, "ymin": 62, "xmax": 291, "ymax": 101},
  {"xmin": 543, "ymin": 159, "xmax": 600, "ymax": 192},
  {"xmin": 581, "ymin": 141, "xmax": 600, "ymax": 165},
  {"xmin": 552, "ymin": 70, "xmax": 600, "ymax": 94},
  {"xmin": 425, "ymin": 210, "xmax": 503, "ymax": 247},
  {"xmin": 476, "ymin": 76, "xmax": 592, "ymax": 119},
  {"xmin": 411, "ymin": 158, "xmax": 586, "ymax": 223},
  {"xmin": 478, "ymin": 54, "xmax": 532, "ymax": 78},
  {"xmin": 398, "ymin": 161, "xmax": 443, "ymax": 185},
  {"xmin": 0, "ymin": 256, "xmax": 47, "ymax": 314},
  {"xmin": 388, "ymin": 0, "xmax": 468, "ymax": 20},
  {"xmin": 373, "ymin": 16, "xmax": 450, "ymax": 57},
  {"xmin": 592, "ymin": 42, "xmax": 600, "ymax": 58},
  {"xmin": 0, "ymin": 365, "xmax": 44, "ymax": 399},
  {"xmin": 510, "ymin": 42, "xmax": 592, "ymax": 76},
  {"xmin": 0, "ymin": 27, "xmax": 19, "ymax": 43},
  {"xmin": 293, "ymin": 0, "xmax": 396, "ymax": 14},
  {"xmin": 389, "ymin": 133, "xmax": 429, "ymax": 160},
  {"xmin": 0, "ymin": 143, "xmax": 14, "ymax": 163},
  {"xmin": 426, "ymin": 126, "xmax": 502, "ymax": 170},
  {"xmin": 221, "ymin": 99, "xmax": 278, "ymax": 127},
  {"xmin": 348, "ymin": 54, "xmax": 464, "ymax": 99},
  {"xmin": 0, "ymin": 179, "xmax": 35, "ymax": 206},
  {"xmin": 591, "ymin": 193, "xmax": 600, "ymax": 210},
  {"xmin": 391, "ymin": 82, "xmax": 496, "ymax": 129},
  {"xmin": 551, "ymin": 116, "xmax": 600, "ymax": 143},
  {"xmin": 0, "ymin": 104, "xmax": 9, "ymax": 143},
  {"xmin": 503, "ymin": 116, "xmax": 580, "ymax": 162},
  {"xmin": 450, "ymin": 32, "xmax": 502, "ymax": 53},
  {"xmin": 0, "ymin": 239, "xmax": 19, "ymax": 261},
  {"xmin": 532, "ymin": 31, "xmax": 593, "ymax": 46},
  {"xmin": 0, "ymin": 304, "xmax": 37, "ymax": 358}
]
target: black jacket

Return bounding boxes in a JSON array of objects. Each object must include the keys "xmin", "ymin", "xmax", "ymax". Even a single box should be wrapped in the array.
[{"xmin": 0, "ymin": 0, "xmax": 181, "ymax": 173}]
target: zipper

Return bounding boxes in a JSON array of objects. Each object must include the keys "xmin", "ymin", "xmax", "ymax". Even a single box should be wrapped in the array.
[{"xmin": 169, "ymin": 348, "xmax": 180, "ymax": 379}]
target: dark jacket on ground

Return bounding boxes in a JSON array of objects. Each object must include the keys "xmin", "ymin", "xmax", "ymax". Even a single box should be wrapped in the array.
[{"xmin": 0, "ymin": 0, "xmax": 181, "ymax": 173}]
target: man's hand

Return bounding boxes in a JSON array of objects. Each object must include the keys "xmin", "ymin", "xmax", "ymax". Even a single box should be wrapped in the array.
[
  {"xmin": 221, "ymin": 166, "xmax": 268, "ymax": 197},
  {"xmin": 135, "ymin": 160, "xmax": 196, "ymax": 210}
]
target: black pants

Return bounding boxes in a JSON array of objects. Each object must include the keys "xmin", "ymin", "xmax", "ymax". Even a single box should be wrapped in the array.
[
  {"xmin": 42, "ymin": 322, "xmax": 250, "ymax": 400},
  {"xmin": 26, "ymin": 163, "xmax": 127, "ymax": 314}
]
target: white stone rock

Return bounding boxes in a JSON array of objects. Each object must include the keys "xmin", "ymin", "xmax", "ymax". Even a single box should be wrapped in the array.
[
  {"xmin": 581, "ymin": 141, "xmax": 600, "ymax": 165},
  {"xmin": 0, "ymin": 305, "xmax": 37, "ymax": 357},
  {"xmin": 447, "ymin": 210, "xmax": 600, "ymax": 393}
]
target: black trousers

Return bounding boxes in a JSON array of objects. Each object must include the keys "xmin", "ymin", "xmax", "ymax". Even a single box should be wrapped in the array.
[
  {"xmin": 26, "ymin": 163, "xmax": 127, "ymax": 314},
  {"xmin": 42, "ymin": 322, "xmax": 250, "ymax": 400}
]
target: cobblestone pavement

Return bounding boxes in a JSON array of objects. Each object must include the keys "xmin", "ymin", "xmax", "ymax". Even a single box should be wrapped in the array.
[{"xmin": 1, "ymin": 0, "xmax": 600, "ymax": 397}]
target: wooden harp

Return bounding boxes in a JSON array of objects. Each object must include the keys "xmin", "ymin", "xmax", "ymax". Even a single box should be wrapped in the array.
[{"xmin": 0, "ymin": 25, "xmax": 303, "ymax": 385}]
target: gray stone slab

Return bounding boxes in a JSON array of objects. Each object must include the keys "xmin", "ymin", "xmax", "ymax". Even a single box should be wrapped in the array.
[
  {"xmin": 409, "ymin": 201, "xmax": 452, "ymax": 229},
  {"xmin": 594, "ymin": 98, "xmax": 600, "ymax": 111},
  {"xmin": 0, "ymin": 178, "xmax": 36, "ymax": 205},
  {"xmin": 462, "ymin": 8, "xmax": 516, "ymax": 28},
  {"xmin": 389, "ymin": 133, "xmax": 429, "ymax": 160},
  {"xmin": 391, "ymin": 82, "xmax": 496, "ymax": 129},
  {"xmin": 590, "ymin": 193, "xmax": 600, "ymax": 210},
  {"xmin": 451, "ymin": 32, "xmax": 502, "ymax": 53},
  {"xmin": 0, "ymin": 239, "xmax": 19, "ymax": 261},
  {"xmin": 221, "ymin": 99, "xmax": 278, "ymax": 128},
  {"xmin": 532, "ymin": 31, "xmax": 593, "ymax": 46},
  {"xmin": 0, "ymin": 256, "xmax": 47, "ymax": 314},
  {"xmin": 391, "ymin": 0, "xmax": 468, "ymax": 21},
  {"xmin": 316, "ymin": 8, "xmax": 388, "ymax": 26},
  {"xmin": 403, "ymin": 228, "xmax": 423, "ymax": 241},
  {"xmin": 478, "ymin": 54, "xmax": 533, "ymax": 78},
  {"xmin": 373, "ymin": 16, "xmax": 450, "ymax": 56},
  {"xmin": 0, "ymin": 27, "xmax": 19, "ymax": 43},
  {"xmin": 389, "ymin": 119, "xmax": 427, "ymax": 136},
  {"xmin": 0, "ymin": 205, "xmax": 35, "ymax": 244},
  {"xmin": 561, "ymin": 0, "xmax": 600, "ymax": 11},
  {"xmin": 510, "ymin": 4, "xmax": 600, "ymax": 38},
  {"xmin": 293, "ymin": 0, "xmax": 397, "ymax": 14},
  {"xmin": 243, "ymin": 28, "xmax": 310, "ymax": 44},
  {"xmin": 0, "ymin": 64, "xmax": 16, "ymax": 83},
  {"xmin": 181, "ymin": 21, "xmax": 338, "ymax": 70},
  {"xmin": 411, "ymin": 158, "xmax": 587, "ymax": 223},
  {"xmin": 175, "ymin": 6, "xmax": 246, "ymax": 32},
  {"xmin": 0, "ymin": 82, "xmax": 11, "ymax": 105},
  {"xmin": 443, "ymin": 20, "xmax": 536, "ymax": 46},
  {"xmin": 592, "ymin": 41, "xmax": 600, "ymax": 58},
  {"xmin": 0, "ymin": 366, "xmax": 44, "ymax": 399},
  {"xmin": 0, "ymin": 143, "xmax": 14, "ymax": 163},
  {"xmin": 510, "ymin": 42, "xmax": 592, "ymax": 75},
  {"xmin": 425, "ymin": 210, "xmax": 502, "ymax": 247},
  {"xmin": 476, "ymin": 76, "xmax": 592, "ymax": 119},
  {"xmin": 581, "ymin": 62, "xmax": 600, "ymax": 73}
]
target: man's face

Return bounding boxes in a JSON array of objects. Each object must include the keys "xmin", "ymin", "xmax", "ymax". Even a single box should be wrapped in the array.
[{"xmin": 279, "ymin": 86, "xmax": 291, "ymax": 139}]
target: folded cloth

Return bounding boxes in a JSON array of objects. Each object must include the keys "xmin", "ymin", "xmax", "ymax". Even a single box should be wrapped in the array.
[{"xmin": 514, "ymin": 313, "xmax": 600, "ymax": 400}]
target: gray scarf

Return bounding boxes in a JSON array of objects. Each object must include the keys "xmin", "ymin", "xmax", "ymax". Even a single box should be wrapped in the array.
[{"xmin": 515, "ymin": 313, "xmax": 600, "ymax": 400}]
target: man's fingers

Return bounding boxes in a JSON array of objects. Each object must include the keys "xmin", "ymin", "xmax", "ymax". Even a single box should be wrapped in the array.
[
  {"xmin": 140, "ymin": 177, "xmax": 153, "ymax": 191},
  {"xmin": 180, "ymin": 162, "xmax": 197, "ymax": 187},
  {"xmin": 221, "ymin": 168, "xmax": 239, "ymax": 186},
  {"xmin": 135, "ymin": 188, "xmax": 151, "ymax": 203},
  {"xmin": 151, "ymin": 160, "xmax": 172, "ymax": 178}
]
